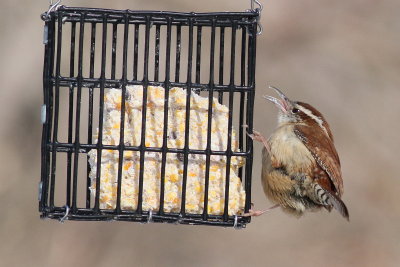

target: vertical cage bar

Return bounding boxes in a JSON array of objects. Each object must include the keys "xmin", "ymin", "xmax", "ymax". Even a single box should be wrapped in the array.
[
  {"xmin": 40, "ymin": 18, "xmax": 55, "ymax": 211},
  {"xmin": 86, "ymin": 22, "xmax": 96, "ymax": 208},
  {"xmin": 238, "ymin": 26, "xmax": 246, "ymax": 182},
  {"xmin": 94, "ymin": 15, "xmax": 108, "ymax": 212},
  {"xmin": 133, "ymin": 24, "xmax": 139, "ymax": 80},
  {"xmin": 244, "ymin": 22, "xmax": 257, "ymax": 215},
  {"xmin": 195, "ymin": 26, "xmax": 202, "ymax": 84},
  {"xmin": 137, "ymin": 16, "xmax": 151, "ymax": 215},
  {"xmin": 66, "ymin": 22, "xmax": 76, "ymax": 208},
  {"xmin": 115, "ymin": 14, "xmax": 129, "ymax": 213},
  {"xmin": 175, "ymin": 25, "xmax": 181, "ymax": 83},
  {"xmin": 223, "ymin": 20, "xmax": 237, "ymax": 221},
  {"xmin": 154, "ymin": 24, "xmax": 161, "ymax": 82},
  {"xmin": 203, "ymin": 19, "xmax": 216, "ymax": 220},
  {"xmin": 89, "ymin": 23, "xmax": 96, "ymax": 79},
  {"xmin": 180, "ymin": 18, "xmax": 194, "ymax": 216},
  {"xmin": 49, "ymin": 14, "xmax": 63, "ymax": 208},
  {"xmin": 72, "ymin": 14, "xmax": 85, "ymax": 212},
  {"xmin": 111, "ymin": 23, "xmax": 118, "ymax": 79},
  {"xmin": 67, "ymin": 84, "xmax": 74, "ymax": 207},
  {"xmin": 218, "ymin": 26, "xmax": 225, "ymax": 103},
  {"xmin": 159, "ymin": 17, "xmax": 172, "ymax": 215},
  {"xmin": 71, "ymin": 14, "xmax": 85, "ymax": 212}
]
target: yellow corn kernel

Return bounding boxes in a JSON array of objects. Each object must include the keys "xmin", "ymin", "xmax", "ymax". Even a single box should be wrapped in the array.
[
  {"xmin": 145, "ymin": 141, "xmax": 151, "ymax": 147},
  {"xmin": 100, "ymin": 195, "xmax": 110, "ymax": 202},
  {"xmin": 154, "ymin": 88, "xmax": 163, "ymax": 98},
  {"xmin": 166, "ymin": 192, "xmax": 179, "ymax": 204},
  {"xmin": 178, "ymin": 169, "xmax": 184, "ymax": 175},
  {"xmin": 124, "ymin": 162, "xmax": 132, "ymax": 171},
  {"xmin": 176, "ymin": 110, "xmax": 185, "ymax": 118},
  {"xmin": 209, "ymin": 191, "xmax": 218, "ymax": 199},
  {"xmin": 188, "ymin": 171, "xmax": 196, "ymax": 177},
  {"xmin": 186, "ymin": 203, "xmax": 196, "ymax": 210},
  {"xmin": 207, "ymin": 205, "xmax": 213, "ymax": 214},
  {"xmin": 176, "ymin": 97, "xmax": 185, "ymax": 105},
  {"xmin": 113, "ymin": 123, "xmax": 119, "ymax": 129},
  {"xmin": 168, "ymin": 174, "xmax": 179, "ymax": 183},
  {"xmin": 176, "ymin": 139, "xmax": 182, "ymax": 147},
  {"xmin": 211, "ymin": 203, "xmax": 221, "ymax": 213},
  {"xmin": 210, "ymin": 165, "xmax": 219, "ymax": 172},
  {"xmin": 195, "ymin": 184, "xmax": 202, "ymax": 193}
]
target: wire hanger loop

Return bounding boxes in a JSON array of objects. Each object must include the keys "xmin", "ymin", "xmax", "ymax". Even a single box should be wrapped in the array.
[
  {"xmin": 249, "ymin": 0, "xmax": 263, "ymax": 35},
  {"xmin": 41, "ymin": 0, "xmax": 62, "ymax": 21}
]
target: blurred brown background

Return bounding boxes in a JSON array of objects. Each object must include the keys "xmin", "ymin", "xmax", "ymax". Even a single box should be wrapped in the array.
[{"xmin": 1, "ymin": 0, "xmax": 399, "ymax": 266}]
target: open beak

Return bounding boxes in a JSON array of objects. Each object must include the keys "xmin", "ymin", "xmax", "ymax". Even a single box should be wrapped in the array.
[{"xmin": 263, "ymin": 86, "xmax": 292, "ymax": 113}]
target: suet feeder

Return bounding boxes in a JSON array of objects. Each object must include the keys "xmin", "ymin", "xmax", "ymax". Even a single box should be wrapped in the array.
[{"xmin": 39, "ymin": 0, "xmax": 261, "ymax": 228}]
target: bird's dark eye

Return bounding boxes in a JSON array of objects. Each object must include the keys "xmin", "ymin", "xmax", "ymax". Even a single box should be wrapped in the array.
[{"xmin": 292, "ymin": 108, "xmax": 299, "ymax": 114}]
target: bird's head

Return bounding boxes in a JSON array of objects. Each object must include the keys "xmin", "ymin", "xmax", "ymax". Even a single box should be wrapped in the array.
[{"xmin": 264, "ymin": 86, "xmax": 333, "ymax": 140}]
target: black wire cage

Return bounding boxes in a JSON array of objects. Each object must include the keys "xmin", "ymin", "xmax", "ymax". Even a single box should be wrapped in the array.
[{"xmin": 39, "ymin": 3, "xmax": 260, "ymax": 228}]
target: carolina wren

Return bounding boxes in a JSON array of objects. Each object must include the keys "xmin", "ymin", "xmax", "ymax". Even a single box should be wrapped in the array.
[{"xmin": 247, "ymin": 86, "xmax": 349, "ymax": 220}]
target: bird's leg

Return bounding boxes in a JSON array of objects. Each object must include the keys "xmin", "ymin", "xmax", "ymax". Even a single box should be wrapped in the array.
[
  {"xmin": 243, "ymin": 204, "xmax": 280, "ymax": 217},
  {"xmin": 243, "ymin": 125, "xmax": 271, "ymax": 154}
]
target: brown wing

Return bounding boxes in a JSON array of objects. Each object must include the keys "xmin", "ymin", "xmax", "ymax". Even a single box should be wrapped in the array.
[{"xmin": 294, "ymin": 124, "xmax": 344, "ymax": 196}]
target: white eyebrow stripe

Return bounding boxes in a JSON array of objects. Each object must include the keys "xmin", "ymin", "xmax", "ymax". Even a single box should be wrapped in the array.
[{"xmin": 297, "ymin": 105, "xmax": 329, "ymax": 136}]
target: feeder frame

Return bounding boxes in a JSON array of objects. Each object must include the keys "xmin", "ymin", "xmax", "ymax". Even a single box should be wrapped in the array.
[{"xmin": 39, "ymin": 4, "xmax": 260, "ymax": 228}]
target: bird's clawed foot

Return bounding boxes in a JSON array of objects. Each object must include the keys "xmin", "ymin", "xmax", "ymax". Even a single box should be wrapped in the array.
[
  {"xmin": 243, "ymin": 125, "xmax": 271, "ymax": 153},
  {"xmin": 242, "ymin": 204, "xmax": 280, "ymax": 217}
]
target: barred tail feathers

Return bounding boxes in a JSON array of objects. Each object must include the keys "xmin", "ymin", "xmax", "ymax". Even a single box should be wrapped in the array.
[{"xmin": 314, "ymin": 183, "xmax": 349, "ymax": 220}]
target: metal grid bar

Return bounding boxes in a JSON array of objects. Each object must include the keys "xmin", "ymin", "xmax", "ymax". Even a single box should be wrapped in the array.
[
  {"xmin": 137, "ymin": 16, "xmax": 151, "ymax": 214},
  {"xmin": 133, "ymin": 24, "xmax": 139, "ymax": 80},
  {"xmin": 40, "ymin": 7, "xmax": 259, "ymax": 228},
  {"xmin": 40, "ymin": 17, "xmax": 55, "ymax": 212},
  {"xmin": 72, "ymin": 14, "xmax": 85, "ymax": 212},
  {"xmin": 158, "ymin": 17, "xmax": 172, "ymax": 215},
  {"xmin": 52, "ymin": 78, "xmax": 254, "ymax": 92},
  {"xmin": 94, "ymin": 14, "xmax": 108, "ymax": 212},
  {"xmin": 115, "ymin": 14, "xmax": 130, "ymax": 213},
  {"xmin": 195, "ymin": 26, "xmax": 202, "ymax": 84},
  {"xmin": 243, "ymin": 21, "xmax": 257, "ymax": 214},
  {"xmin": 47, "ymin": 143, "xmax": 251, "ymax": 157},
  {"xmin": 111, "ymin": 23, "xmax": 118, "ymax": 80},
  {"xmin": 238, "ymin": 26, "xmax": 247, "ymax": 183},
  {"xmin": 49, "ymin": 13, "xmax": 63, "ymax": 208},
  {"xmin": 175, "ymin": 25, "xmax": 181, "ymax": 83},
  {"xmin": 202, "ymin": 19, "xmax": 216, "ymax": 220},
  {"xmin": 154, "ymin": 24, "xmax": 161, "ymax": 82},
  {"xmin": 66, "ymin": 22, "xmax": 76, "ymax": 208},
  {"xmin": 180, "ymin": 18, "xmax": 194, "ymax": 216},
  {"xmin": 223, "ymin": 21, "xmax": 236, "ymax": 221},
  {"xmin": 42, "ymin": 207, "xmax": 249, "ymax": 227},
  {"xmin": 87, "ymin": 22, "xmax": 96, "ymax": 208},
  {"xmin": 218, "ymin": 27, "xmax": 224, "ymax": 103}
]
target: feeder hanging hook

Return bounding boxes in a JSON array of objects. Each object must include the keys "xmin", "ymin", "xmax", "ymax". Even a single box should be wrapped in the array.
[
  {"xmin": 41, "ymin": 0, "xmax": 62, "ymax": 21},
  {"xmin": 249, "ymin": 0, "xmax": 263, "ymax": 35}
]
